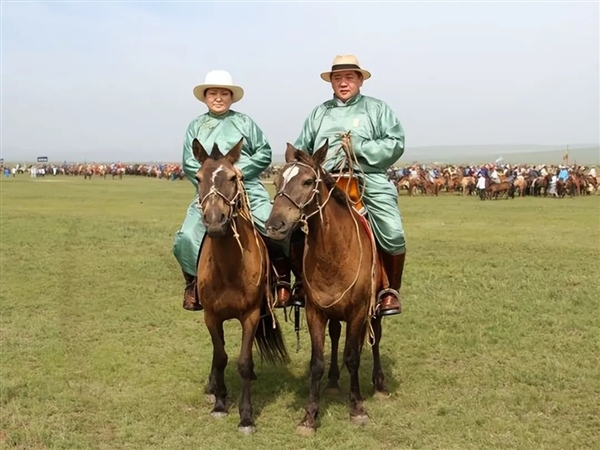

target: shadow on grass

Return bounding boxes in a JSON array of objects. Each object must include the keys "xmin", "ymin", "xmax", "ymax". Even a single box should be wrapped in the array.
[
  {"xmin": 279, "ymin": 320, "xmax": 402, "ymax": 429},
  {"xmin": 188, "ymin": 313, "xmax": 402, "ymax": 432},
  {"xmin": 189, "ymin": 318, "xmax": 303, "ymax": 422}
]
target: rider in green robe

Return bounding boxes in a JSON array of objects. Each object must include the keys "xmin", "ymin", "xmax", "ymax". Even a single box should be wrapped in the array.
[
  {"xmin": 292, "ymin": 55, "xmax": 407, "ymax": 317},
  {"xmin": 173, "ymin": 70, "xmax": 292, "ymax": 311}
]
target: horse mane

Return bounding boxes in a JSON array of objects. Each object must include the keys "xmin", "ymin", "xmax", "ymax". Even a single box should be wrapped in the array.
[{"xmin": 293, "ymin": 150, "xmax": 349, "ymax": 207}]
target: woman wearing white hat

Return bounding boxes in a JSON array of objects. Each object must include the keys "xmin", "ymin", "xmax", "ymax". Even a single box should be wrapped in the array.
[{"xmin": 172, "ymin": 70, "xmax": 292, "ymax": 311}]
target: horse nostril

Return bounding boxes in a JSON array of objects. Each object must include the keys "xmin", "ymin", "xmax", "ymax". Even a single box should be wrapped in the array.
[
  {"xmin": 219, "ymin": 213, "xmax": 226, "ymax": 223},
  {"xmin": 269, "ymin": 220, "xmax": 284, "ymax": 231}
]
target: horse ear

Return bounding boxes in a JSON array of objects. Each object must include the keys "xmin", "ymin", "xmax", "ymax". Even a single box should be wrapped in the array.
[
  {"xmin": 313, "ymin": 139, "xmax": 329, "ymax": 167},
  {"xmin": 192, "ymin": 139, "xmax": 208, "ymax": 164},
  {"xmin": 285, "ymin": 143, "xmax": 297, "ymax": 163},
  {"xmin": 225, "ymin": 137, "xmax": 244, "ymax": 164},
  {"xmin": 210, "ymin": 142, "xmax": 224, "ymax": 159}
]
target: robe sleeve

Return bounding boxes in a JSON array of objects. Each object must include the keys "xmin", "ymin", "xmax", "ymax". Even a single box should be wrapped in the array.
[
  {"xmin": 235, "ymin": 118, "xmax": 272, "ymax": 180},
  {"xmin": 355, "ymin": 102, "xmax": 405, "ymax": 170},
  {"xmin": 182, "ymin": 119, "xmax": 200, "ymax": 188}
]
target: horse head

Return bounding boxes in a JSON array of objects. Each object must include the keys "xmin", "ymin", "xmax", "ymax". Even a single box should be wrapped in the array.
[
  {"xmin": 192, "ymin": 138, "xmax": 244, "ymax": 237},
  {"xmin": 266, "ymin": 140, "xmax": 334, "ymax": 241}
]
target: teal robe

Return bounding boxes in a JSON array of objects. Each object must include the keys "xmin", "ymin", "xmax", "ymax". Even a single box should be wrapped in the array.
[
  {"xmin": 294, "ymin": 94, "xmax": 407, "ymax": 255},
  {"xmin": 173, "ymin": 110, "xmax": 274, "ymax": 276}
]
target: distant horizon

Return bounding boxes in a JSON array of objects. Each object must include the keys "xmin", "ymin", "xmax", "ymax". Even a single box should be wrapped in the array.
[
  {"xmin": 4, "ymin": 143, "xmax": 598, "ymax": 166},
  {"xmin": 1, "ymin": 140, "xmax": 596, "ymax": 165}
]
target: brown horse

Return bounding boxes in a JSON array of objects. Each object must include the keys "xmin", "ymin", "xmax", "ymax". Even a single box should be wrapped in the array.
[
  {"xmin": 513, "ymin": 175, "xmax": 527, "ymax": 197},
  {"xmin": 487, "ymin": 179, "xmax": 515, "ymax": 200},
  {"xmin": 479, "ymin": 174, "xmax": 513, "ymax": 200},
  {"xmin": 266, "ymin": 141, "xmax": 389, "ymax": 436},
  {"xmin": 192, "ymin": 138, "xmax": 289, "ymax": 434}
]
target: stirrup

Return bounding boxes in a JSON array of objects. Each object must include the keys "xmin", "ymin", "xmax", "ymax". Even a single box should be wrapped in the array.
[
  {"xmin": 376, "ymin": 288, "xmax": 401, "ymax": 316},
  {"xmin": 276, "ymin": 280, "xmax": 292, "ymax": 291},
  {"xmin": 274, "ymin": 280, "xmax": 292, "ymax": 308},
  {"xmin": 376, "ymin": 288, "xmax": 400, "ymax": 304}
]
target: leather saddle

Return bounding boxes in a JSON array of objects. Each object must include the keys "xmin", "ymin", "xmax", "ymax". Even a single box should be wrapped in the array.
[{"xmin": 332, "ymin": 172, "xmax": 366, "ymax": 216}]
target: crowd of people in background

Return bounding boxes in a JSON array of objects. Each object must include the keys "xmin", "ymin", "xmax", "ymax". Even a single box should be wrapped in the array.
[
  {"xmin": 386, "ymin": 162, "xmax": 598, "ymax": 198},
  {"xmin": 3, "ymin": 160, "xmax": 598, "ymax": 198}
]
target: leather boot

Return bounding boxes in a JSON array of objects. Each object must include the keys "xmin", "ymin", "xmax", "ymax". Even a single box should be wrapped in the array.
[
  {"xmin": 182, "ymin": 271, "xmax": 202, "ymax": 311},
  {"xmin": 271, "ymin": 256, "xmax": 292, "ymax": 308},
  {"xmin": 376, "ymin": 251, "xmax": 405, "ymax": 316}
]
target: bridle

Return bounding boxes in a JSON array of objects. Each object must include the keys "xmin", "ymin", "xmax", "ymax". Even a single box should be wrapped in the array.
[
  {"xmin": 272, "ymin": 141, "xmax": 377, "ymax": 342},
  {"xmin": 195, "ymin": 166, "xmax": 266, "ymax": 287},
  {"xmin": 197, "ymin": 173, "xmax": 243, "ymax": 223},
  {"xmin": 272, "ymin": 161, "xmax": 333, "ymax": 231},
  {"xmin": 195, "ymin": 168, "xmax": 249, "ymax": 255}
]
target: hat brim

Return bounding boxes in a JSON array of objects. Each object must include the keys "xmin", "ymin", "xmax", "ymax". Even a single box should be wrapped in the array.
[
  {"xmin": 320, "ymin": 68, "xmax": 371, "ymax": 82},
  {"xmin": 193, "ymin": 84, "xmax": 244, "ymax": 103}
]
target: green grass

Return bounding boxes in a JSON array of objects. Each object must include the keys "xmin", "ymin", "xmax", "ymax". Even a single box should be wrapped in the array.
[{"xmin": 1, "ymin": 175, "xmax": 599, "ymax": 450}]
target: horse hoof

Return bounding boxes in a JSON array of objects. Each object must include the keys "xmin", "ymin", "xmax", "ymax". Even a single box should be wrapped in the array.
[
  {"xmin": 351, "ymin": 414, "xmax": 369, "ymax": 426},
  {"xmin": 373, "ymin": 390, "xmax": 390, "ymax": 401},
  {"xmin": 205, "ymin": 394, "xmax": 216, "ymax": 404},
  {"xmin": 296, "ymin": 425, "xmax": 316, "ymax": 437},
  {"xmin": 238, "ymin": 425, "xmax": 256, "ymax": 435},
  {"xmin": 211, "ymin": 411, "xmax": 228, "ymax": 419},
  {"xmin": 324, "ymin": 386, "xmax": 340, "ymax": 395}
]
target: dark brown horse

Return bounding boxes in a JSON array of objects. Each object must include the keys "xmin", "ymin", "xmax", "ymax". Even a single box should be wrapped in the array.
[
  {"xmin": 266, "ymin": 141, "xmax": 389, "ymax": 436},
  {"xmin": 192, "ymin": 138, "xmax": 289, "ymax": 434},
  {"xmin": 481, "ymin": 174, "xmax": 515, "ymax": 200},
  {"xmin": 488, "ymin": 180, "xmax": 515, "ymax": 200}
]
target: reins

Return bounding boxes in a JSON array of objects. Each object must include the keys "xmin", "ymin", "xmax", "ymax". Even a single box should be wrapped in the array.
[
  {"xmin": 197, "ymin": 171, "xmax": 276, "ymax": 324},
  {"xmin": 273, "ymin": 132, "xmax": 378, "ymax": 345}
]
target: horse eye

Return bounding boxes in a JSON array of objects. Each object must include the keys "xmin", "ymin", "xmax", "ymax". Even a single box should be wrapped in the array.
[
  {"xmin": 228, "ymin": 174, "xmax": 236, "ymax": 182},
  {"xmin": 303, "ymin": 178, "xmax": 314, "ymax": 186},
  {"xmin": 197, "ymin": 176, "xmax": 203, "ymax": 183}
]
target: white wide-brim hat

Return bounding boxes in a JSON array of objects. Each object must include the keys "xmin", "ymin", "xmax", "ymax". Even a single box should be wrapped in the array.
[
  {"xmin": 193, "ymin": 70, "xmax": 244, "ymax": 103},
  {"xmin": 320, "ymin": 55, "xmax": 371, "ymax": 82}
]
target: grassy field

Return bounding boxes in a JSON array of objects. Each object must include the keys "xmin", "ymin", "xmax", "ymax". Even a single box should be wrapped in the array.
[{"xmin": 1, "ymin": 175, "xmax": 599, "ymax": 450}]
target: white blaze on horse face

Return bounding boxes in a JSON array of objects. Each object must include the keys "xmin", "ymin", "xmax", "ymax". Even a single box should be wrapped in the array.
[
  {"xmin": 211, "ymin": 165, "xmax": 224, "ymax": 185},
  {"xmin": 281, "ymin": 166, "xmax": 299, "ymax": 190}
]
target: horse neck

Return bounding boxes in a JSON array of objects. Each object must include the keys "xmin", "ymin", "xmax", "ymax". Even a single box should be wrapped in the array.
[
  {"xmin": 208, "ymin": 214, "xmax": 259, "ymax": 266},
  {"xmin": 305, "ymin": 184, "xmax": 362, "ymax": 256}
]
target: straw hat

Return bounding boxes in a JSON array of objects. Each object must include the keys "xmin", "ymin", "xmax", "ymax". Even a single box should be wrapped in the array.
[
  {"xmin": 320, "ymin": 55, "xmax": 372, "ymax": 82},
  {"xmin": 193, "ymin": 70, "xmax": 244, "ymax": 103}
]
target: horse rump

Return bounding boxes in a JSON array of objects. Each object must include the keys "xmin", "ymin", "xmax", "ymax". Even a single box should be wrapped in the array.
[{"xmin": 254, "ymin": 301, "xmax": 289, "ymax": 364}]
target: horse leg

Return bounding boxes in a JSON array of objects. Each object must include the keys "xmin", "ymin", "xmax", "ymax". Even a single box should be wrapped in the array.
[
  {"xmin": 325, "ymin": 319, "xmax": 342, "ymax": 393},
  {"xmin": 297, "ymin": 307, "xmax": 327, "ymax": 437},
  {"xmin": 237, "ymin": 309, "xmax": 260, "ymax": 434},
  {"xmin": 345, "ymin": 317, "xmax": 368, "ymax": 425},
  {"xmin": 371, "ymin": 316, "xmax": 388, "ymax": 398},
  {"xmin": 204, "ymin": 315, "xmax": 228, "ymax": 418}
]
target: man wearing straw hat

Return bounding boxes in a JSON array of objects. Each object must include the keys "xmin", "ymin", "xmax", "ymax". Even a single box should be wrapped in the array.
[{"xmin": 293, "ymin": 55, "xmax": 406, "ymax": 317}]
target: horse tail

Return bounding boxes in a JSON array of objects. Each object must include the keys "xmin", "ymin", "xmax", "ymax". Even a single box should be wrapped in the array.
[{"xmin": 254, "ymin": 302, "xmax": 289, "ymax": 365}]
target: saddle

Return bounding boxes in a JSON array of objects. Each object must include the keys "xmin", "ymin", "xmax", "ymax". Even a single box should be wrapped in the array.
[{"xmin": 332, "ymin": 173, "xmax": 366, "ymax": 216}]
